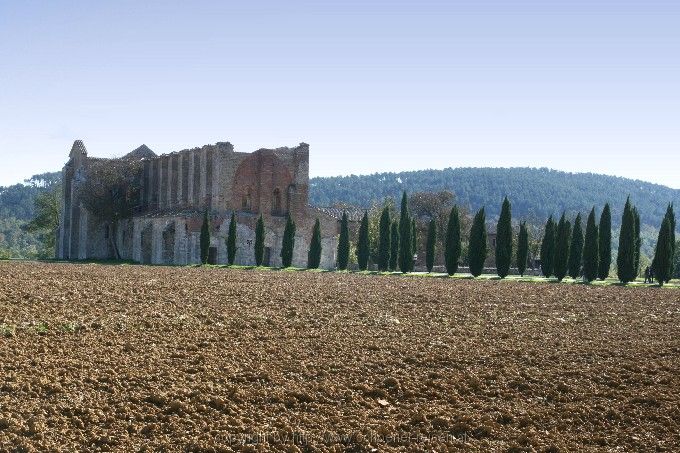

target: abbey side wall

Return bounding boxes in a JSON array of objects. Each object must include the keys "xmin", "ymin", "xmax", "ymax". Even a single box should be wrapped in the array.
[{"xmin": 57, "ymin": 141, "xmax": 339, "ymax": 269}]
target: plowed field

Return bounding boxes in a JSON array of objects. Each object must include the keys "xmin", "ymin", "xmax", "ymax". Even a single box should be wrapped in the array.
[{"xmin": 1, "ymin": 262, "xmax": 679, "ymax": 452}]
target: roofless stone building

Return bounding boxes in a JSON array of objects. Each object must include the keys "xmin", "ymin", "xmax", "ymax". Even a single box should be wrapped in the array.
[{"xmin": 57, "ymin": 140, "xmax": 339, "ymax": 268}]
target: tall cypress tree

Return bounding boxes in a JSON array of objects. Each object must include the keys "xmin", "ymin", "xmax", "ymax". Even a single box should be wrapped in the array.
[
  {"xmin": 337, "ymin": 211, "xmax": 350, "ymax": 270},
  {"xmin": 633, "ymin": 207, "xmax": 641, "ymax": 278},
  {"xmin": 583, "ymin": 208, "xmax": 599, "ymax": 282},
  {"xmin": 568, "ymin": 213, "xmax": 584, "ymax": 279},
  {"xmin": 280, "ymin": 214, "xmax": 296, "ymax": 268},
  {"xmin": 664, "ymin": 203, "xmax": 676, "ymax": 282},
  {"xmin": 425, "ymin": 218, "xmax": 436, "ymax": 272},
  {"xmin": 410, "ymin": 218, "xmax": 417, "ymax": 271},
  {"xmin": 516, "ymin": 221, "xmax": 529, "ymax": 277},
  {"xmin": 468, "ymin": 208, "xmax": 487, "ymax": 277},
  {"xmin": 617, "ymin": 197, "xmax": 636, "ymax": 283},
  {"xmin": 652, "ymin": 217, "xmax": 673, "ymax": 286},
  {"xmin": 444, "ymin": 206, "xmax": 461, "ymax": 276},
  {"xmin": 356, "ymin": 210, "xmax": 370, "ymax": 270},
  {"xmin": 254, "ymin": 214, "xmax": 265, "ymax": 266},
  {"xmin": 398, "ymin": 192, "xmax": 412, "ymax": 273},
  {"xmin": 226, "ymin": 212, "xmax": 237, "ymax": 265},
  {"xmin": 495, "ymin": 197, "xmax": 512, "ymax": 278},
  {"xmin": 307, "ymin": 218, "xmax": 322, "ymax": 269},
  {"xmin": 389, "ymin": 220, "xmax": 399, "ymax": 271},
  {"xmin": 200, "ymin": 210, "xmax": 211, "ymax": 264},
  {"xmin": 377, "ymin": 205, "xmax": 391, "ymax": 271},
  {"xmin": 553, "ymin": 213, "xmax": 571, "ymax": 281},
  {"xmin": 598, "ymin": 203, "xmax": 612, "ymax": 280},
  {"xmin": 540, "ymin": 215, "xmax": 556, "ymax": 277}
]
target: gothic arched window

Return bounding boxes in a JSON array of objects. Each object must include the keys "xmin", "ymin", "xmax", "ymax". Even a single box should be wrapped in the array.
[
  {"xmin": 242, "ymin": 187, "xmax": 252, "ymax": 211},
  {"xmin": 272, "ymin": 188, "xmax": 282, "ymax": 215},
  {"xmin": 286, "ymin": 184, "xmax": 296, "ymax": 213}
]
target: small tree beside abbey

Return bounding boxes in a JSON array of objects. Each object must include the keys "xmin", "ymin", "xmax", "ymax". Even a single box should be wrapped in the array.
[
  {"xmin": 568, "ymin": 213, "xmax": 584, "ymax": 279},
  {"xmin": 377, "ymin": 206, "xmax": 391, "ymax": 271},
  {"xmin": 598, "ymin": 203, "xmax": 612, "ymax": 280},
  {"xmin": 280, "ymin": 215, "xmax": 296, "ymax": 268},
  {"xmin": 226, "ymin": 212, "xmax": 237, "ymax": 265},
  {"xmin": 389, "ymin": 221, "xmax": 399, "ymax": 271},
  {"xmin": 398, "ymin": 192, "xmax": 412, "ymax": 273},
  {"xmin": 468, "ymin": 208, "xmax": 487, "ymax": 277},
  {"xmin": 254, "ymin": 215, "xmax": 265, "ymax": 266},
  {"xmin": 553, "ymin": 213, "xmax": 571, "ymax": 281},
  {"xmin": 307, "ymin": 218, "xmax": 322, "ymax": 269},
  {"xmin": 356, "ymin": 211, "xmax": 370, "ymax": 270},
  {"xmin": 495, "ymin": 197, "xmax": 512, "ymax": 278},
  {"xmin": 516, "ymin": 221, "xmax": 529, "ymax": 276},
  {"xmin": 425, "ymin": 218, "xmax": 436, "ymax": 272},
  {"xmin": 652, "ymin": 216, "xmax": 673, "ymax": 286},
  {"xmin": 200, "ymin": 210, "xmax": 211, "ymax": 264},
  {"xmin": 540, "ymin": 215, "xmax": 556, "ymax": 278},
  {"xmin": 444, "ymin": 206, "xmax": 461, "ymax": 276},
  {"xmin": 337, "ymin": 211, "xmax": 350, "ymax": 270},
  {"xmin": 617, "ymin": 197, "xmax": 637, "ymax": 283},
  {"xmin": 583, "ymin": 208, "xmax": 599, "ymax": 282}
]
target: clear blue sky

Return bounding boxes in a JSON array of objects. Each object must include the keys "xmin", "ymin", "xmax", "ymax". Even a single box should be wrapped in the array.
[{"xmin": 1, "ymin": 0, "xmax": 678, "ymax": 187}]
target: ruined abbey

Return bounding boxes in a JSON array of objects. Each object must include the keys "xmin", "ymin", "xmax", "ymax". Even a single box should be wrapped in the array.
[{"xmin": 57, "ymin": 140, "xmax": 339, "ymax": 268}]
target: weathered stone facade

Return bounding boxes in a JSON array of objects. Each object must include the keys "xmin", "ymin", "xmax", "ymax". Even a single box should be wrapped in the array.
[{"xmin": 57, "ymin": 140, "xmax": 339, "ymax": 268}]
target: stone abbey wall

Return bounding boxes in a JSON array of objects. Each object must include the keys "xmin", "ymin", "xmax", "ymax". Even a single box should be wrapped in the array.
[{"xmin": 57, "ymin": 140, "xmax": 338, "ymax": 269}]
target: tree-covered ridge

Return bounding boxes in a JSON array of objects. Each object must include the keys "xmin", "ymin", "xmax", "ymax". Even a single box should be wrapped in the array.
[
  {"xmin": 310, "ymin": 167, "xmax": 680, "ymax": 229},
  {"xmin": 0, "ymin": 172, "xmax": 61, "ymax": 258}
]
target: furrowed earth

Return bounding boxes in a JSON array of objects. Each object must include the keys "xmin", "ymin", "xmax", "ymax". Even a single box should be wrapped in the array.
[{"xmin": 1, "ymin": 262, "xmax": 679, "ymax": 452}]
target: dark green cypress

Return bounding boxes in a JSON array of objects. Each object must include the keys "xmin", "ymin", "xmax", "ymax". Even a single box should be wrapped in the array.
[
  {"xmin": 254, "ymin": 215, "xmax": 265, "ymax": 266},
  {"xmin": 652, "ymin": 217, "xmax": 673, "ymax": 286},
  {"xmin": 516, "ymin": 221, "xmax": 529, "ymax": 277},
  {"xmin": 633, "ymin": 207, "xmax": 641, "ymax": 278},
  {"xmin": 664, "ymin": 203, "xmax": 675, "ymax": 282},
  {"xmin": 226, "ymin": 212, "xmax": 237, "ymax": 265},
  {"xmin": 410, "ymin": 218, "xmax": 417, "ymax": 271},
  {"xmin": 553, "ymin": 213, "xmax": 571, "ymax": 281},
  {"xmin": 356, "ymin": 211, "xmax": 370, "ymax": 270},
  {"xmin": 377, "ymin": 205, "xmax": 391, "ymax": 271},
  {"xmin": 598, "ymin": 203, "xmax": 612, "ymax": 280},
  {"xmin": 425, "ymin": 218, "xmax": 436, "ymax": 272},
  {"xmin": 389, "ymin": 220, "xmax": 399, "ymax": 271},
  {"xmin": 617, "ymin": 197, "xmax": 636, "ymax": 283},
  {"xmin": 568, "ymin": 213, "xmax": 584, "ymax": 279},
  {"xmin": 583, "ymin": 208, "xmax": 599, "ymax": 282},
  {"xmin": 495, "ymin": 197, "xmax": 512, "ymax": 278},
  {"xmin": 307, "ymin": 218, "xmax": 322, "ymax": 269},
  {"xmin": 444, "ymin": 206, "xmax": 461, "ymax": 276},
  {"xmin": 468, "ymin": 207, "xmax": 487, "ymax": 277},
  {"xmin": 337, "ymin": 211, "xmax": 350, "ymax": 270},
  {"xmin": 398, "ymin": 192, "xmax": 412, "ymax": 273},
  {"xmin": 280, "ymin": 214, "xmax": 296, "ymax": 268},
  {"xmin": 200, "ymin": 210, "xmax": 211, "ymax": 265},
  {"xmin": 540, "ymin": 215, "xmax": 556, "ymax": 277}
]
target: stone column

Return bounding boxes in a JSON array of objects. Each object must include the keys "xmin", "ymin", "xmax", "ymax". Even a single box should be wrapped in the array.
[
  {"xmin": 78, "ymin": 206, "xmax": 88, "ymax": 260},
  {"xmin": 188, "ymin": 151, "xmax": 195, "ymax": 207},
  {"xmin": 200, "ymin": 148, "xmax": 207, "ymax": 208},
  {"xmin": 165, "ymin": 157, "xmax": 173, "ymax": 209},
  {"xmin": 177, "ymin": 154, "xmax": 183, "ymax": 206},
  {"xmin": 159, "ymin": 156, "xmax": 167, "ymax": 210}
]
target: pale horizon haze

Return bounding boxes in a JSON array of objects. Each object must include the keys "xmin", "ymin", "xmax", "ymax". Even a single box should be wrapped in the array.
[{"xmin": 1, "ymin": 1, "xmax": 678, "ymax": 188}]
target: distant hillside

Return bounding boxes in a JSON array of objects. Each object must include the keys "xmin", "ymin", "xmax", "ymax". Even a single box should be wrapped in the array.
[
  {"xmin": 2, "ymin": 167, "xmax": 678, "ymax": 260},
  {"xmin": 310, "ymin": 167, "xmax": 680, "ymax": 230}
]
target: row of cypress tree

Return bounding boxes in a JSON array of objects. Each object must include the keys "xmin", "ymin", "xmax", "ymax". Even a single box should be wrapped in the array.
[
  {"xmin": 198, "ymin": 196, "xmax": 675, "ymax": 284},
  {"xmin": 200, "ymin": 212, "xmax": 299, "ymax": 268},
  {"xmin": 538, "ymin": 200, "xmax": 675, "ymax": 285}
]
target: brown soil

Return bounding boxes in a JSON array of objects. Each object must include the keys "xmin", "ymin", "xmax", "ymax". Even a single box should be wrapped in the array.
[{"xmin": 1, "ymin": 262, "xmax": 679, "ymax": 452}]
